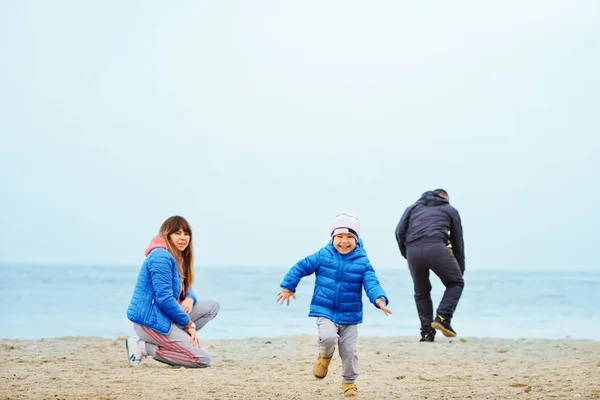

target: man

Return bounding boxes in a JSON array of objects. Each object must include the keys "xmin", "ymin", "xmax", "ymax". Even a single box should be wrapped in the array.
[{"xmin": 395, "ymin": 189, "xmax": 465, "ymax": 342}]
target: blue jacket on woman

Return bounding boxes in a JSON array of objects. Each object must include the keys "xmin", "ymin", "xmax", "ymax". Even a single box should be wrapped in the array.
[
  {"xmin": 280, "ymin": 239, "xmax": 388, "ymax": 325},
  {"xmin": 126, "ymin": 237, "xmax": 197, "ymax": 335}
]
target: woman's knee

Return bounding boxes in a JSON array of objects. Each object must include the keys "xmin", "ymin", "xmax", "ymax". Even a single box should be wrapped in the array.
[
  {"xmin": 191, "ymin": 349, "xmax": 212, "ymax": 368},
  {"xmin": 211, "ymin": 300, "xmax": 220, "ymax": 316},
  {"xmin": 197, "ymin": 299, "xmax": 220, "ymax": 316}
]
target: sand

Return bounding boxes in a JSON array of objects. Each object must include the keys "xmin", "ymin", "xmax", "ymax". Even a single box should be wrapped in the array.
[{"xmin": 1, "ymin": 334, "xmax": 599, "ymax": 399}]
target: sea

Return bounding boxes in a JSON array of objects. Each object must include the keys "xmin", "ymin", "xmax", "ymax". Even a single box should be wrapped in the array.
[{"xmin": 1, "ymin": 263, "xmax": 598, "ymax": 341}]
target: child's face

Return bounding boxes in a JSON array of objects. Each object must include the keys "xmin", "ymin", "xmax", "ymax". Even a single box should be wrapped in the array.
[{"xmin": 333, "ymin": 234, "xmax": 357, "ymax": 255}]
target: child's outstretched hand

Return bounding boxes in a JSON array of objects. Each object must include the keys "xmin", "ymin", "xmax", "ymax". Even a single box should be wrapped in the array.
[
  {"xmin": 277, "ymin": 288, "xmax": 296, "ymax": 306},
  {"xmin": 376, "ymin": 298, "xmax": 392, "ymax": 316}
]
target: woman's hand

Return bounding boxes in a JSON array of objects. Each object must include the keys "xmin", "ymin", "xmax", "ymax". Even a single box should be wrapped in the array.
[
  {"xmin": 181, "ymin": 297, "xmax": 194, "ymax": 314},
  {"xmin": 187, "ymin": 325, "xmax": 202, "ymax": 347},
  {"xmin": 277, "ymin": 288, "xmax": 296, "ymax": 306},
  {"xmin": 376, "ymin": 298, "xmax": 392, "ymax": 316}
]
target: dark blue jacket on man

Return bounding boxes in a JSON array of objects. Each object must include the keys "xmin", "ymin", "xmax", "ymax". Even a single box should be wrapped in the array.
[{"xmin": 395, "ymin": 191, "xmax": 465, "ymax": 273}]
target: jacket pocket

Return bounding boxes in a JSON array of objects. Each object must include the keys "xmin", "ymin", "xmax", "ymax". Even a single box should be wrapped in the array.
[
  {"xmin": 145, "ymin": 298, "xmax": 157, "ymax": 326},
  {"xmin": 311, "ymin": 287, "xmax": 322, "ymax": 304}
]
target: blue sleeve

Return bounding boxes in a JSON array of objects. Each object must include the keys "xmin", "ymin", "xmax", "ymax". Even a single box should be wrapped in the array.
[
  {"xmin": 363, "ymin": 261, "xmax": 388, "ymax": 307},
  {"xmin": 147, "ymin": 250, "xmax": 191, "ymax": 327},
  {"xmin": 184, "ymin": 290, "xmax": 197, "ymax": 304},
  {"xmin": 280, "ymin": 251, "xmax": 320, "ymax": 292}
]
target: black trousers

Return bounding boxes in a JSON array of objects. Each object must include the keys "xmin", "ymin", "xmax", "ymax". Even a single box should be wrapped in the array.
[{"xmin": 407, "ymin": 241, "xmax": 464, "ymax": 334}]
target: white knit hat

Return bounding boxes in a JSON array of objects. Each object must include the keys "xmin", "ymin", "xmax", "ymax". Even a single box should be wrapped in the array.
[{"xmin": 330, "ymin": 213, "xmax": 360, "ymax": 241}]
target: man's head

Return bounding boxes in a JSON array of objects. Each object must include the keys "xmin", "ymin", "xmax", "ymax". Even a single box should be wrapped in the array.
[
  {"xmin": 433, "ymin": 188, "xmax": 449, "ymax": 201},
  {"xmin": 330, "ymin": 213, "xmax": 360, "ymax": 255}
]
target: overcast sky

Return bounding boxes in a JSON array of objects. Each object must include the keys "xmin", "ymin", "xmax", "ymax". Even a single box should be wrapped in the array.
[{"xmin": 1, "ymin": 1, "xmax": 598, "ymax": 270}]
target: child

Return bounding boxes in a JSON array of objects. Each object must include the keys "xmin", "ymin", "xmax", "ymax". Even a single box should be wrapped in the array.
[{"xmin": 277, "ymin": 213, "xmax": 391, "ymax": 397}]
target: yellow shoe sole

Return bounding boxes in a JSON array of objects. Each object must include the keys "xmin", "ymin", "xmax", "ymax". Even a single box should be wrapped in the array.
[{"xmin": 431, "ymin": 321, "xmax": 456, "ymax": 338}]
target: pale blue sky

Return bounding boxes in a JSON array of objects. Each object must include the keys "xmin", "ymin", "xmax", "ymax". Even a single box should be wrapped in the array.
[{"xmin": 1, "ymin": 1, "xmax": 598, "ymax": 270}]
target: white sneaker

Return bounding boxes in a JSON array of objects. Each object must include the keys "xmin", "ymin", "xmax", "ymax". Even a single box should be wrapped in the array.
[{"xmin": 125, "ymin": 336, "xmax": 145, "ymax": 367}]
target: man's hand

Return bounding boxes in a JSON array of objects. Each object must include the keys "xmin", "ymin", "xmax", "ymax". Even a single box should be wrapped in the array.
[
  {"xmin": 277, "ymin": 288, "xmax": 296, "ymax": 306},
  {"xmin": 376, "ymin": 298, "xmax": 392, "ymax": 316},
  {"xmin": 181, "ymin": 297, "xmax": 194, "ymax": 314}
]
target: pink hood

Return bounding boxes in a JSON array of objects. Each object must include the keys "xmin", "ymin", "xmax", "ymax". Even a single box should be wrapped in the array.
[{"xmin": 145, "ymin": 236, "xmax": 167, "ymax": 256}]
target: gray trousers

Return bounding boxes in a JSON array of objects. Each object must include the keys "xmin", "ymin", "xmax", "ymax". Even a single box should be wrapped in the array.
[
  {"xmin": 317, "ymin": 317, "xmax": 358, "ymax": 383},
  {"xmin": 133, "ymin": 299, "xmax": 219, "ymax": 368}
]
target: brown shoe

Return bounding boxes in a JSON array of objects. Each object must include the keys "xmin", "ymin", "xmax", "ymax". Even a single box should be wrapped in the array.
[
  {"xmin": 342, "ymin": 383, "xmax": 358, "ymax": 397},
  {"xmin": 313, "ymin": 354, "xmax": 333, "ymax": 379}
]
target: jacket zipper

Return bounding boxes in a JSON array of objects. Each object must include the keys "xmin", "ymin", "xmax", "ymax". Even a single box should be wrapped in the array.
[{"xmin": 333, "ymin": 253, "xmax": 344, "ymax": 314}]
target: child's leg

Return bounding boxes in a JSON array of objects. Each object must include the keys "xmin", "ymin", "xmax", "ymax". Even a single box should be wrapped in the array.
[
  {"xmin": 338, "ymin": 324, "xmax": 358, "ymax": 383},
  {"xmin": 317, "ymin": 317, "xmax": 338, "ymax": 357},
  {"xmin": 189, "ymin": 299, "xmax": 220, "ymax": 330},
  {"xmin": 133, "ymin": 323, "xmax": 212, "ymax": 368}
]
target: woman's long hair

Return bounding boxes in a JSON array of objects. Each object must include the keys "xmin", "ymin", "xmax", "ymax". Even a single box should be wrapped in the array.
[{"xmin": 158, "ymin": 216, "xmax": 194, "ymax": 296}]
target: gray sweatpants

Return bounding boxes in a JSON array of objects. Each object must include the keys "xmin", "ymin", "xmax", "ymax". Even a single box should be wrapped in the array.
[
  {"xmin": 133, "ymin": 299, "xmax": 219, "ymax": 368},
  {"xmin": 317, "ymin": 317, "xmax": 358, "ymax": 383}
]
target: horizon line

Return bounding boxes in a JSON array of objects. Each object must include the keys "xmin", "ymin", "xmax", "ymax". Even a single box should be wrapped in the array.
[{"xmin": 0, "ymin": 261, "xmax": 594, "ymax": 273}]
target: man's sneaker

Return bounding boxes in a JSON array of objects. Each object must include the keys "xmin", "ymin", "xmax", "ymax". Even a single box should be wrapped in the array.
[
  {"xmin": 419, "ymin": 331, "xmax": 435, "ymax": 342},
  {"xmin": 431, "ymin": 315, "xmax": 457, "ymax": 337},
  {"xmin": 125, "ymin": 336, "xmax": 145, "ymax": 367}
]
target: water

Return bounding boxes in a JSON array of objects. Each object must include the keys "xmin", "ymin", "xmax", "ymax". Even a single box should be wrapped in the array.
[{"xmin": 1, "ymin": 263, "xmax": 598, "ymax": 340}]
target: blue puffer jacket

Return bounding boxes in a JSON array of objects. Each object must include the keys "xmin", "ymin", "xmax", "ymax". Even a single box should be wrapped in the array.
[
  {"xmin": 126, "ymin": 237, "xmax": 197, "ymax": 334},
  {"xmin": 280, "ymin": 239, "xmax": 388, "ymax": 325}
]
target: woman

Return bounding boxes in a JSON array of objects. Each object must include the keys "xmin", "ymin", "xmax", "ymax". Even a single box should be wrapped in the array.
[{"xmin": 125, "ymin": 216, "xmax": 219, "ymax": 367}]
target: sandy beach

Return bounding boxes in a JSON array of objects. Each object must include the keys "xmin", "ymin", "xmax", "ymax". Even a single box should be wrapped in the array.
[{"xmin": 1, "ymin": 334, "xmax": 599, "ymax": 399}]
